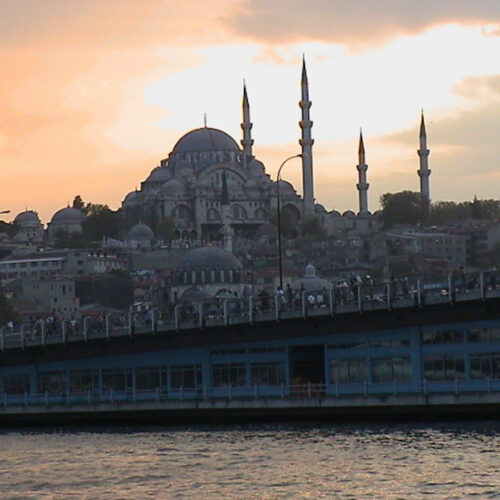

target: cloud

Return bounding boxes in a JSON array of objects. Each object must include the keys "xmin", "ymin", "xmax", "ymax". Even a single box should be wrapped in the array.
[{"xmin": 226, "ymin": 0, "xmax": 500, "ymax": 49}]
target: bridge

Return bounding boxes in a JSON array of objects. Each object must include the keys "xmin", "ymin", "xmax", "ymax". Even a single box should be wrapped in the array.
[{"xmin": 1, "ymin": 271, "xmax": 499, "ymax": 352}]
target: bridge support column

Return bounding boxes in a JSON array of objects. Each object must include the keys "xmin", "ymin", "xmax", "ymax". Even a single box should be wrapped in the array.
[
  {"xmin": 83, "ymin": 317, "xmax": 89, "ymax": 342},
  {"xmin": 128, "ymin": 311, "xmax": 134, "ymax": 337},
  {"xmin": 249, "ymin": 297, "xmax": 254, "ymax": 324}
]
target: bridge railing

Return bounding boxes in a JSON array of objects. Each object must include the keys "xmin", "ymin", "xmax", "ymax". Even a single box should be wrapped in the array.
[
  {"xmin": 2, "ymin": 378, "xmax": 500, "ymax": 409},
  {"xmin": 1, "ymin": 271, "xmax": 499, "ymax": 351}
]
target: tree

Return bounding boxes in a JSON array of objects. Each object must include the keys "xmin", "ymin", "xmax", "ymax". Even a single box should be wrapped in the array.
[
  {"xmin": 0, "ymin": 292, "xmax": 19, "ymax": 325},
  {"xmin": 380, "ymin": 191, "xmax": 428, "ymax": 228},
  {"xmin": 157, "ymin": 216, "xmax": 175, "ymax": 243},
  {"xmin": 72, "ymin": 195, "xmax": 85, "ymax": 212},
  {"xmin": 269, "ymin": 209, "xmax": 299, "ymax": 239},
  {"xmin": 82, "ymin": 204, "xmax": 124, "ymax": 241},
  {"xmin": 299, "ymin": 216, "xmax": 327, "ymax": 241}
]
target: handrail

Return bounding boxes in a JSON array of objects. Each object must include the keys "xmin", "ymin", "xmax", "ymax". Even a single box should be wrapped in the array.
[
  {"xmin": 1, "ymin": 379, "xmax": 500, "ymax": 409},
  {"xmin": 0, "ymin": 285, "xmax": 499, "ymax": 352}
]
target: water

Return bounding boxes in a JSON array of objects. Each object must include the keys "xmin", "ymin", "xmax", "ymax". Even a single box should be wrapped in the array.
[{"xmin": 0, "ymin": 422, "xmax": 499, "ymax": 499}]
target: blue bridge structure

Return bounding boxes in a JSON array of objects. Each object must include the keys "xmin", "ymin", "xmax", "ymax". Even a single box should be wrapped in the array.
[{"xmin": 1, "ymin": 274, "xmax": 500, "ymax": 424}]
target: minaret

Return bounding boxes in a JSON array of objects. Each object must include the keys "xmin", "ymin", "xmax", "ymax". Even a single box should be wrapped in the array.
[
  {"xmin": 356, "ymin": 129, "xmax": 369, "ymax": 214},
  {"xmin": 220, "ymin": 169, "xmax": 233, "ymax": 253},
  {"xmin": 417, "ymin": 110, "xmax": 431, "ymax": 202},
  {"xmin": 240, "ymin": 82, "xmax": 254, "ymax": 157},
  {"xmin": 299, "ymin": 56, "xmax": 315, "ymax": 217}
]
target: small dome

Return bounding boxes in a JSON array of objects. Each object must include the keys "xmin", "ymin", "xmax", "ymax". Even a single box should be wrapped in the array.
[
  {"xmin": 128, "ymin": 223, "xmax": 154, "ymax": 240},
  {"xmin": 123, "ymin": 191, "xmax": 139, "ymax": 206},
  {"xmin": 145, "ymin": 167, "xmax": 170, "ymax": 184},
  {"xmin": 171, "ymin": 127, "xmax": 240, "ymax": 154},
  {"xmin": 330, "ymin": 210, "xmax": 341, "ymax": 217},
  {"xmin": 0, "ymin": 232, "xmax": 9, "ymax": 241},
  {"xmin": 305, "ymin": 263, "xmax": 316, "ymax": 278},
  {"xmin": 51, "ymin": 207, "xmax": 85, "ymax": 224},
  {"xmin": 161, "ymin": 179, "xmax": 185, "ymax": 195},
  {"xmin": 291, "ymin": 263, "xmax": 333, "ymax": 292},
  {"xmin": 343, "ymin": 210, "xmax": 355, "ymax": 217},
  {"xmin": 14, "ymin": 210, "xmax": 41, "ymax": 227},
  {"xmin": 177, "ymin": 246, "xmax": 242, "ymax": 271},
  {"xmin": 247, "ymin": 159, "xmax": 265, "ymax": 175}
]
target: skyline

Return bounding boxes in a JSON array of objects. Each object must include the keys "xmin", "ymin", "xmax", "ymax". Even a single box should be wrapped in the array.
[{"xmin": 1, "ymin": 1, "xmax": 499, "ymax": 223}]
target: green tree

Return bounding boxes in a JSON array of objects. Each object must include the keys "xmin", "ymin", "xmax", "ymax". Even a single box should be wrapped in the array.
[
  {"xmin": 380, "ymin": 191, "xmax": 428, "ymax": 228},
  {"xmin": 82, "ymin": 204, "xmax": 124, "ymax": 241},
  {"xmin": 269, "ymin": 209, "xmax": 299, "ymax": 239},
  {"xmin": 72, "ymin": 195, "xmax": 85, "ymax": 212},
  {"xmin": 157, "ymin": 216, "xmax": 175, "ymax": 243},
  {"xmin": 299, "ymin": 216, "xmax": 327, "ymax": 241},
  {"xmin": 0, "ymin": 292, "xmax": 19, "ymax": 325}
]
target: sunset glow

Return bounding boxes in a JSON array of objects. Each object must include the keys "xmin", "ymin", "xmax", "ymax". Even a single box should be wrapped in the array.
[{"xmin": 1, "ymin": 0, "xmax": 499, "ymax": 222}]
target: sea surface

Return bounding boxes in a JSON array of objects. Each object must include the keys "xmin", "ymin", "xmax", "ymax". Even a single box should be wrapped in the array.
[{"xmin": 0, "ymin": 421, "xmax": 499, "ymax": 499}]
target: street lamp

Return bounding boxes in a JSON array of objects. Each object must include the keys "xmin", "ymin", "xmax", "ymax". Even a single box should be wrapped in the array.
[{"xmin": 276, "ymin": 154, "xmax": 302, "ymax": 289}]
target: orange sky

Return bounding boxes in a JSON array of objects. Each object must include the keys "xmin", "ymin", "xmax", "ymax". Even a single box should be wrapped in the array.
[{"xmin": 1, "ymin": 0, "xmax": 499, "ymax": 223}]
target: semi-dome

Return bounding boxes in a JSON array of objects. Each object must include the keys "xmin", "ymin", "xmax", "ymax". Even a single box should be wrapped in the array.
[
  {"xmin": 127, "ymin": 223, "xmax": 154, "ymax": 240},
  {"xmin": 123, "ymin": 191, "xmax": 139, "ymax": 207},
  {"xmin": 14, "ymin": 210, "xmax": 41, "ymax": 227},
  {"xmin": 177, "ymin": 246, "xmax": 242, "ymax": 271},
  {"xmin": 161, "ymin": 179, "xmax": 185, "ymax": 195},
  {"xmin": 171, "ymin": 127, "xmax": 240, "ymax": 154},
  {"xmin": 275, "ymin": 180, "xmax": 295, "ymax": 194},
  {"xmin": 145, "ymin": 167, "xmax": 170, "ymax": 183},
  {"xmin": 51, "ymin": 207, "xmax": 85, "ymax": 224}
]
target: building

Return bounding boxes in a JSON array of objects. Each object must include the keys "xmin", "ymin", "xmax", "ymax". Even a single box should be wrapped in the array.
[
  {"xmin": 122, "ymin": 60, "xmax": 383, "ymax": 242},
  {"xmin": 12, "ymin": 211, "xmax": 44, "ymax": 244}
]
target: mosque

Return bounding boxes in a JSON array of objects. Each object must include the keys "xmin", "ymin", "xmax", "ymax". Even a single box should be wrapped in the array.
[
  {"xmin": 7, "ymin": 59, "xmax": 431, "ymax": 248},
  {"xmin": 121, "ymin": 59, "xmax": 431, "ymax": 241}
]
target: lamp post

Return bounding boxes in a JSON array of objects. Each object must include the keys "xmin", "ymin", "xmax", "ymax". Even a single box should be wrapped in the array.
[{"xmin": 276, "ymin": 154, "xmax": 302, "ymax": 290}]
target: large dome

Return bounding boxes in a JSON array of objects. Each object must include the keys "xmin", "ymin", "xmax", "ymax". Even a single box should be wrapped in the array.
[
  {"xmin": 171, "ymin": 127, "xmax": 240, "ymax": 154},
  {"xmin": 177, "ymin": 246, "xmax": 242, "ymax": 271},
  {"xmin": 51, "ymin": 207, "xmax": 84, "ymax": 224}
]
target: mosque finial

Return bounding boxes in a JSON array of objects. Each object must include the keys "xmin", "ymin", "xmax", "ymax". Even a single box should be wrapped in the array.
[
  {"xmin": 358, "ymin": 128, "xmax": 365, "ymax": 165},
  {"xmin": 301, "ymin": 54, "xmax": 308, "ymax": 86},
  {"xmin": 420, "ymin": 109, "xmax": 426, "ymax": 138}
]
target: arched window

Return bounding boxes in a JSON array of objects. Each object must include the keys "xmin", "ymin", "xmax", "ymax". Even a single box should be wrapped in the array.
[
  {"xmin": 191, "ymin": 271, "xmax": 196, "ymax": 284},
  {"xmin": 232, "ymin": 204, "xmax": 247, "ymax": 220},
  {"xmin": 201, "ymin": 270, "xmax": 206, "ymax": 283},
  {"xmin": 210, "ymin": 270, "xmax": 215, "ymax": 283},
  {"xmin": 220, "ymin": 269, "xmax": 225, "ymax": 282}
]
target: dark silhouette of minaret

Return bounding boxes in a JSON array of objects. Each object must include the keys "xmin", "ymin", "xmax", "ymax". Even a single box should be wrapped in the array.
[
  {"xmin": 241, "ymin": 82, "xmax": 254, "ymax": 158},
  {"xmin": 356, "ymin": 129, "xmax": 369, "ymax": 214},
  {"xmin": 417, "ymin": 110, "xmax": 431, "ymax": 202},
  {"xmin": 299, "ymin": 57, "xmax": 315, "ymax": 217}
]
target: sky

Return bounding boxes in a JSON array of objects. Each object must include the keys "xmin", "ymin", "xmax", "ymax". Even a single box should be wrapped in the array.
[{"xmin": 1, "ymin": 0, "xmax": 499, "ymax": 223}]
